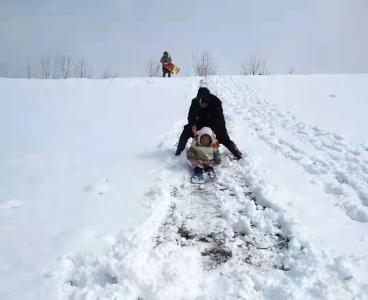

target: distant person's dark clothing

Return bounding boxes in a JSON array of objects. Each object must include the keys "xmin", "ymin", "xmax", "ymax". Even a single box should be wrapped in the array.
[
  {"xmin": 163, "ymin": 68, "xmax": 171, "ymax": 78},
  {"xmin": 175, "ymin": 87, "xmax": 243, "ymax": 160},
  {"xmin": 160, "ymin": 51, "xmax": 172, "ymax": 77}
]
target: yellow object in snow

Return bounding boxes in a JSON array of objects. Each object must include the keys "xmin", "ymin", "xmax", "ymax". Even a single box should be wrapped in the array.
[{"xmin": 164, "ymin": 63, "xmax": 180, "ymax": 75}]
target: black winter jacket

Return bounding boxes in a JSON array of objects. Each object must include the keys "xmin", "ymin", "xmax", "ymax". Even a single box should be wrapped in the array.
[
  {"xmin": 160, "ymin": 55, "xmax": 172, "ymax": 70},
  {"xmin": 187, "ymin": 94, "xmax": 226, "ymax": 129}
]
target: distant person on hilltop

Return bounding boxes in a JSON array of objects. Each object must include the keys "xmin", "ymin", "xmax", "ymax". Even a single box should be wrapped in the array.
[
  {"xmin": 160, "ymin": 51, "xmax": 172, "ymax": 77},
  {"xmin": 175, "ymin": 87, "xmax": 243, "ymax": 160}
]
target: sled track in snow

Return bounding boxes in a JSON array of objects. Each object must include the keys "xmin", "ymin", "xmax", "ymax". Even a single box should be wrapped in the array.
[
  {"xmin": 59, "ymin": 154, "xmax": 300, "ymax": 299},
  {"xmin": 154, "ymin": 156, "xmax": 292, "ymax": 272}
]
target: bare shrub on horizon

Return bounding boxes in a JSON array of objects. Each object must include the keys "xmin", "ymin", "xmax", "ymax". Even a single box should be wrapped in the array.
[
  {"xmin": 241, "ymin": 54, "xmax": 268, "ymax": 75},
  {"xmin": 145, "ymin": 59, "xmax": 161, "ymax": 77},
  {"xmin": 73, "ymin": 58, "xmax": 92, "ymax": 78},
  {"xmin": 192, "ymin": 50, "xmax": 218, "ymax": 77},
  {"xmin": 41, "ymin": 56, "xmax": 51, "ymax": 79},
  {"xmin": 54, "ymin": 55, "xmax": 73, "ymax": 79},
  {"xmin": 102, "ymin": 68, "xmax": 120, "ymax": 79}
]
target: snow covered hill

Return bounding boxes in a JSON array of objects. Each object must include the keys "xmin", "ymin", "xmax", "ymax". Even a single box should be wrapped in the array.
[{"xmin": 1, "ymin": 75, "xmax": 368, "ymax": 299}]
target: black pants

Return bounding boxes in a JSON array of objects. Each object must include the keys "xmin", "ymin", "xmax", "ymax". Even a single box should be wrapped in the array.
[
  {"xmin": 163, "ymin": 69, "xmax": 171, "ymax": 77},
  {"xmin": 176, "ymin": 124, "xmax": 240, "ymax": 157}
]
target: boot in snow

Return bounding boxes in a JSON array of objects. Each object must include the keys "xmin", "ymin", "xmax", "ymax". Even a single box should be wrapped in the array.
[
  {"xmin": 191, "ymin": 168, "xmax": 205, "ymax": 184},
  {"xmin": 208, "ymin": 169, "xmax": 217, "ymax": 181},
  {"xmin": 229, "ymin": 143, "xmax": 243, "ymax": 160},
  {"xmin": 205, "ymin": 166, "xmax": 216, "ymax": 181}
]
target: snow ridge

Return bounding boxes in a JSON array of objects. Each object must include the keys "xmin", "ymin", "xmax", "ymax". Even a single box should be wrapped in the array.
[{"xmin": 210, "ymin": 76, "xmax": 368, "ymax": 223}]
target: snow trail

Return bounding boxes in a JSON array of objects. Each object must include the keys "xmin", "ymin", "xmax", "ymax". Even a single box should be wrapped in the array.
[
  {"xmin": 208, "ymin": 76, "xmax": 368, "ymax": 223},
  {"xmin": 58, "ymin": 153, "xmax": 298, "ymax": 299},
  {"xmin": 56, "ymin": 77, "xmax": 368, "ymax": 300}
]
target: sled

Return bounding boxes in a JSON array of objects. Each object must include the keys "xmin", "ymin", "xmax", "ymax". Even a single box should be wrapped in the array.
[{"xmin": 164, "ymin": 63, "xmax": 180, "ymax": 75}]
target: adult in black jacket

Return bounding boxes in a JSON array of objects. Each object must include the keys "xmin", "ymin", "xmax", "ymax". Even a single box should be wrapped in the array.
[
  {"xmin": 160, "ymin": 51, "xmax": 172, "ymax": 77},
  {"xmin": 175, "ymin": 87, "xmax": 243, "ymax": 160}
]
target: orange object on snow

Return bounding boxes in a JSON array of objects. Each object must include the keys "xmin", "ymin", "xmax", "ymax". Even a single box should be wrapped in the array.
[{"xmin": 164, "ymin": 63, "xmax": 180, "ymax": 75}]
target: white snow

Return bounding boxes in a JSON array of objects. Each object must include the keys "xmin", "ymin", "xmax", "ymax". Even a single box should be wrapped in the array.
[
  {"xmin": 243, "ymin": 74, "xmax": 368, "ymax": 144},
  {"xmin": 1, "ymin": 75, "xmax": 368, "ymax": 299}
]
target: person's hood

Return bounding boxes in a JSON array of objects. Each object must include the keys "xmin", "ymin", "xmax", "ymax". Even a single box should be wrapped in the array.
[
  {"xmin": 196, "ymin": 127, "xmax": 215, "ymax": 145},
  {"xmin": 196, "ymin": 87, "xmax": 211, "ymax": 103}
]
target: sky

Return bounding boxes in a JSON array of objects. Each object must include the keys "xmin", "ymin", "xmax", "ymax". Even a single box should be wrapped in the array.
[{"xmin": 0, "ymin": 0, "xmax": 367, "ymax": 77}]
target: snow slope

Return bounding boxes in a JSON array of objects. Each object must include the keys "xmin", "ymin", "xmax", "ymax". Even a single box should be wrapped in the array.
[
  {"xmin": 1, "ymin": 75, "xmax": 368, "ymax": 299},
  {"xmin": 243, "ymin": 74, "xmax": 368, "ymax": 144},
  {"xmin": 0, "ymin": 77, "xmax": 199, "ymax": 299}
]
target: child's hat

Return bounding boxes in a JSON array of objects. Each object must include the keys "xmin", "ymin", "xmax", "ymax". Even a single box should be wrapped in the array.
[{"xmin": 197, "ymin": 127, "xmax": 215, "ymax": 144}]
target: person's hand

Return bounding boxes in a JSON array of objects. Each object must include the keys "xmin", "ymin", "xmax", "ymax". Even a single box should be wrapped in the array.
[{"xmin": 191, "ymin": 125, "xmax": 197, "ymax": 136}]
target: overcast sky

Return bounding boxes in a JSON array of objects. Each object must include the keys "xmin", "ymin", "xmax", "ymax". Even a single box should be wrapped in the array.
[{"xmin": 0, "ymin": 0, "xmax": 367, "ymax": 77}]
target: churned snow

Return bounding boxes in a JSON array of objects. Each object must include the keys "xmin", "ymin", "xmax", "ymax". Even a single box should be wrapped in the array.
[{"xmin": 0, "ymin": 75, "xmax": 367, "ymax": 299}]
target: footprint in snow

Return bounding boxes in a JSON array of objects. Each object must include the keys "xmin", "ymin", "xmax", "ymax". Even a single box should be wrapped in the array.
[{"xmin": 83, "ymin": 179, "xmax": 111, "ymax": 195}]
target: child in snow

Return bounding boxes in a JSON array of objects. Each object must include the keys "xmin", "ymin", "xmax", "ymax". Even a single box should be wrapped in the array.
[{"xmin": 186, "ymin": 127, "xmax": 222, "ymax": 183}]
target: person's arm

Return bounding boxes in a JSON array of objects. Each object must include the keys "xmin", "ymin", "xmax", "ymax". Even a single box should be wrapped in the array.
[
  {"xmin": 160, "ymin": 56, "xmax": 164, "ymax": 63},
  {"xmin": 168, "ymin": 56, "xmax": 172, "ymax": 64},
  {"xmin": 214, "ymin": 98, "xmax": 226, "ymax": 127},
  {"xmin": 187, "ymin": 99, "xmax": 197, "ymax": 126}
]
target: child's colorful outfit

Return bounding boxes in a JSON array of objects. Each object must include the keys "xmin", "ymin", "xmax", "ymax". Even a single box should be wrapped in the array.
[{"xmin": 186, "ymin": 127, "xmax": 222, "ymax": 183}]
